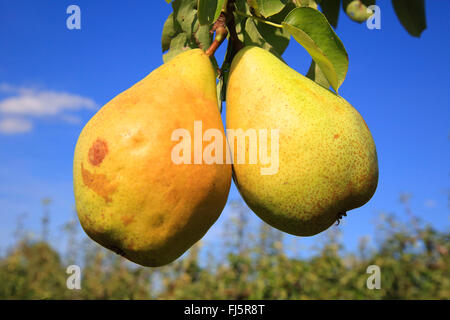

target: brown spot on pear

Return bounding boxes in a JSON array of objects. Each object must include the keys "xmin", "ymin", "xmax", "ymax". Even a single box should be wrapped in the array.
[
  {"xmin": 88, "ymin": 139, "xmax": 108, "ymax": 166},
  {"xmin": 81, "ymin": 163, "xmax": 117, "ymax": 203}
]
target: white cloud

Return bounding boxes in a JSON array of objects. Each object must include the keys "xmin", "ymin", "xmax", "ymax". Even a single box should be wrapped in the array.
[
  {"xmin": 0, "ymin": 83, "xmax": 34, "ymax": 95},
  {"xmin": 0, "ymin": 83, "xmax": 97, "ymax": 134},
  {"xmin": 0, "ymin": 86, "xmax": 96, "ymax": 116},
  {"xmin": 0, "ymin": 118, "xmax": 33, "ymax": 134}
]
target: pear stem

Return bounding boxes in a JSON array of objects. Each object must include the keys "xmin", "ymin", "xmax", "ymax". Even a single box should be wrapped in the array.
[
  {"xmin": 206, "ymin": 13, "xmax": 228, "ymax": 57},
  {"xmin": 335, "ymin": 212, "xmax": 347, "ymax": 226},
  {"xmin": 205, "ymin": 0, "xmax": 244, "ymax": 58},
  {"xmin": 234, "ymin": 9, "xmax": 283, "ymax": 29}
]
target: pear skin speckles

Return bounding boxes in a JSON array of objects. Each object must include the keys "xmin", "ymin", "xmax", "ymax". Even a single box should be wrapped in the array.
[{"xmin": 226, "ymin": 46, "xmax": 378, "ymax": 237}]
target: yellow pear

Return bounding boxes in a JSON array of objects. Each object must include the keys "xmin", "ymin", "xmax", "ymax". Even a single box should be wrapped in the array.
[
  {"xmin": 73, "ymin": 49, "xmax": 231, "ymax": 267},
  {"xmin": 226, "ymin": 46, "xmax": 378, "ymax": 236}
]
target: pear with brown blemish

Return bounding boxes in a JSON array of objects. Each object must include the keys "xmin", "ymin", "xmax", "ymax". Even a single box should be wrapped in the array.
[
  {"xmin": 73, "ymin": 49, "xmax": 231, "ymax": 267},
  {"xmin": 226, "ymin": 46, "xmax": 378, "ymax": 236}
]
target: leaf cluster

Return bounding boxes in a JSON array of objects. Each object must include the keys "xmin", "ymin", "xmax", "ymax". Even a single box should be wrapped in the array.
[{"xmin": 162, "ymin": 0, "xmax": 427, "ymax": 95}]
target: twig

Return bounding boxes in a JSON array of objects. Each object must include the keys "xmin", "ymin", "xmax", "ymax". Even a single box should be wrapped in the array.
[{"xmin": 206, "ymin": 13, "xmax": 228, "ymax": 57}]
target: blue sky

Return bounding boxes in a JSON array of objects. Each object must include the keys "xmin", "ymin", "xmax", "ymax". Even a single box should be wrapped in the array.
[{"xmin": 0, "ymin": 1, "xmax": 449, "ymax": 257}]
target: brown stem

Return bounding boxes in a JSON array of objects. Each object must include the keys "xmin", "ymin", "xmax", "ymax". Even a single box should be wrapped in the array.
[
  {"xmin": 206, "ymin": 13, "xmax": 228, "ymax": 57},
  {"xmin": 205, "ymin": 0, "xmax": 243, "ymax": 58},
  {"xmin": 225, "ymin": 0, "xmax": 244, "ymax": 54}
]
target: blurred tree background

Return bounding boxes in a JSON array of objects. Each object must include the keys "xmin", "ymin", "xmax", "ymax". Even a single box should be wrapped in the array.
[{"xmin": 0, "ymin": 196, "xmax": 448, "ymax": 300}]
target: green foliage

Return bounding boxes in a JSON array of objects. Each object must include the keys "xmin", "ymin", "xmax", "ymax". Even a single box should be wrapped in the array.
[
  {"xmin": 282, "ymin": 7, "xmax": 348, "ymax": 92},
  {"xmin": 197, "ymin": 0, "xmax": 225, "ymax": 25},
  {"xmin": 320, "ymin": 0, "xmax": 341, "ymax": 28},
  {"xmin": 250, "ymin": 0, "xmax": 289, "ymax": 18},
  {"xmin": 392, "ymin": 0, "xmax": 427, "ymax": 37},
  {"xmin": 0, "ymin": 199, "xmax": 448, "ymax": 299},
  {"xmin": 162, "ymin": 0, "xmax": 428, "ymax": 95},
  {"xmin": 161, "ymin": 0, "xmax": 213, "ymax": 63},
  {"xmin": 235, "ymin": 5, "xmax": 292, "ymax": 59}
]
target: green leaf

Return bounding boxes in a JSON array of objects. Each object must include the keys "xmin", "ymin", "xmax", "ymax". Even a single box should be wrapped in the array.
[
  {"xmin": 343, "ymin": 0, "xmax": 375, "ymax": 23},
  {"xmin": 235, "ymin": 2, "xmax": 294, "ymax": 58},
  {"xmin": 161, "ymin": 13, "xmax": 176, "ymax": 52},
  {"xmin": 392, "ymin": 0, "xmax": 426, "ymax": 37},
  {"xmin": 306, "ymin": 60, "xmax": 330, "ymax": 89},
  {"xmin": 163, "ymin": 33, "xmax": 188, "ymax": 63},
  {"xmin": 246, "ymin": 0, "xmax": 262, "ymax": 17},
  {"xmin": 172, "ymin": 0, "xmax": 197, "ymax": 32},
  {"xmin": 198, "ymin": 0, "xmax": 225, "ymax": 25},
  {"xmin": 193, "ymin": 23, "xmax": 213, "ymax": 49},
  {"xmin": 162, "ymin": 0, "xmax": 213, "ymax": 63},
  {"xmin": 297, "ymin": 0, "xmax": 318, "ymax": 9},
  {"xmin": 269, "ymin": 1, "xmax": 298, "ymax": 23},
  {"xmin": 240, "ymin": 18, "xmax": 290, "ymax": 58},
  {"xmin": 255, "ymin": 0, "xmax": 289, "ymax": 17},
  {"xmin": 320, "ymin": 0, "xmax": 341, "ymax": 28},
  {"xmin": 235, "ymin": 0, "xmax": 252, "ymax": 15},
  {"xmin": 282, "ymin": 7, "xmax": 348, "ymax": 92}
]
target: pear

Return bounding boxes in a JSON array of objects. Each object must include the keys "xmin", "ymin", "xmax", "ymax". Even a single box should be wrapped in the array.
[
  {"xmin": 226, "ymin": 46, "xmax": 378, "ymax": 236},
  {"xmin": 73, "ymin": 49, "xmax": 231, "ymax": 267}
]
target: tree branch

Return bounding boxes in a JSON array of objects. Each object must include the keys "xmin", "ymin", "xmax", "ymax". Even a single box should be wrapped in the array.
[{"xmin": 225, "ymin": 0, "xmax": 244, "ymax": 54}]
